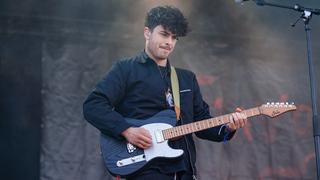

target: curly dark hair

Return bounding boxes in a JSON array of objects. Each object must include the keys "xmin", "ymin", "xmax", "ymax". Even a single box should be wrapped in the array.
[{"xmin": 144, "ymin": 5, "xmax": 190, "ymax": 37}]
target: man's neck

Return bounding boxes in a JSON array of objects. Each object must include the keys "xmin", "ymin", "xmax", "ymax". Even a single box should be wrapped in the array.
[{"xmin": 155, "ymin": 59, "xmax": 167, "ymax": 67}]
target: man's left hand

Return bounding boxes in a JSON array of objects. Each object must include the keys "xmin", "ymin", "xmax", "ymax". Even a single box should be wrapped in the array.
[{"xmin": 226, "ymin": 108, "xmax": 248, "ymax": 132}]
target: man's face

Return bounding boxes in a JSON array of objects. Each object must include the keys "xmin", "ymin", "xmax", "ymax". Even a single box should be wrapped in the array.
[{"xmin": 144, "ymin": 25, "xmax": 178, "ymax": 61}]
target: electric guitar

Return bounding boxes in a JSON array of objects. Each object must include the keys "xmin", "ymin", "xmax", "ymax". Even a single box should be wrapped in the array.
[{"xmin": 100, "ymin": 102, "xmax": 296, "ymax": 177}]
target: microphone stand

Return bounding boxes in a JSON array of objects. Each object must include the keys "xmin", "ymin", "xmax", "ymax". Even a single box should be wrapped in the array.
[{"xmin": 246, "ymin": 0, "xmax": 320, "ymax": 179}]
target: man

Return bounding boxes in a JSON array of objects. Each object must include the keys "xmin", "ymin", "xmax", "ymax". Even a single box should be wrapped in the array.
[{"xmin": 83, "ymin": 5, "xmax": 247, "ymax": 180}]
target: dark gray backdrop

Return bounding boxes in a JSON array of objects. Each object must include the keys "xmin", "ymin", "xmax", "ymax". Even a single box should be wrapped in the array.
[{"xmin": 1, "ymin": 0, "xmax": 319, "ymax": 180}]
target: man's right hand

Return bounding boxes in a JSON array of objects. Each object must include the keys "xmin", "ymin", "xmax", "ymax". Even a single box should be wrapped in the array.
[{"xmin": 121, "ymin": 127, "xmax": 152, "ymax": 149}]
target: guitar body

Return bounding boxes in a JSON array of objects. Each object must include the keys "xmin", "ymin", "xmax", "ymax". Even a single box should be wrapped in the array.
[{"xmin": 100, "ymin": 110, "xmax": 184, "ymax": 177}]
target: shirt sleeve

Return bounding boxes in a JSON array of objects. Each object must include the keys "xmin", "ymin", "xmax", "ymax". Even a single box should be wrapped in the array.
[
  {"xmin": 83, "ymin": 61, "xmax": 132, "ymax": 139},
  {"xmin": 192, "ymin": 74, "xmax": 235, "ymax": 142}
]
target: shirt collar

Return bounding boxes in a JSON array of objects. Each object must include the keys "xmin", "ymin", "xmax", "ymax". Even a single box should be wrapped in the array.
[
  {"xmin": 138, "ymin": 50, "xmax": 172, "ymax": 73},
  {"xmin": 138, "ymin": 50, "xmax": 152, "ymax": 64}
]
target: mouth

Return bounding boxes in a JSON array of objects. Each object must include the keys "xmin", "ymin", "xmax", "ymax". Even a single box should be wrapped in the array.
[{"xmin": 160, "ymin": 46, "xmax": 171, "ymax": 51}]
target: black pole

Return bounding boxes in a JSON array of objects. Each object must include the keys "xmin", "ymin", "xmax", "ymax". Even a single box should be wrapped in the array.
[
  {"xmin": 304, "ymin": 14, "xmax": 320, "ymax": 180},
  {"xmin": 258, "ymin": 2, "xmax": 320, "ymax": 179},
  {"xmin": 238, "ymin": 0, "xmax": 320, "ymax": 179}
]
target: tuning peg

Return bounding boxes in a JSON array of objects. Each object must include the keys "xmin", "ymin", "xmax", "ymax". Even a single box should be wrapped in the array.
[{"xmin": 289, "ymin": 102, "xmax": 295, "ymax": 107}]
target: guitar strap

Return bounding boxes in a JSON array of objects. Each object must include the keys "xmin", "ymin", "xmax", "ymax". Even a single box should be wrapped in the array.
[{"xmin": 170, "ymin": 66, "xmax": 181, "ymax": 121}]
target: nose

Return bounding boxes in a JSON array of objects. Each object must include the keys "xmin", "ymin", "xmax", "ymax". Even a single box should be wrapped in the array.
[{"xmin": 165, "ymin": 36, "xmax": 175, "ymax": 46}]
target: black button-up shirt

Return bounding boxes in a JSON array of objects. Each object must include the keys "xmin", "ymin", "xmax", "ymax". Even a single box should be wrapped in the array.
[{"xmin": 83, "ymin": 51, "xmax": 234, "ymax": 175}]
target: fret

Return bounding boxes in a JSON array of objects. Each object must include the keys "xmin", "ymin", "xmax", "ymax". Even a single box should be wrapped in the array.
[
  {"xmin": 199, "ymin": 122, "xmax": 202, "ymax": 131},
  {"xmin": 249, "ymin": 109, "xmax": 253, "ymax": 116},
  {"xmin": 200, "ymin": 121, "xmax": 205, "ymax": 130},
  {"xmin": 204, "ymin": 121, "xmax": 208, "ymax": 129},
  {"xmin": 199, "ymin": 122, "xmax": 204, "ymax": 130},
  {"xmin": 218, "ymin": 117, "xmax": 222, "ymax": 125},
  {"xmin": 188, "ymin": 124, "xmax": 192, "ymax": 133},
  {"xmin": 251, "ymin": 109, "xmax": 255, "ymax": 116},
  {"xmin": 180, "ymin": 126, "xmax": 184, "ymax": 135},
  {"xmin": 179, "ymin": 126, "xmax": 184, "ymax": 136},
  {"xmin": 194, "ymin": 122, "xmax": 198, "ymax": 131},
  {"xmin": 243, "ymin": 107, "xmax": 259, "ymax": 118},
  {"xmin": 182, "ymin": 125, "xmax": 186, "ymax": 134},
  {"xmin": 198, "ymin": 122, "xmax": 202, "ymax": 130},
  {"xmin": 216, "ymin": 117, "xmax": 222, "ymax": 125},
  {"xmin": 199, "ymin": 121, "xmax": 203, "ymax": 130},
  {"xmin": 190, "ymin": 123, "xmax": 194, "ymax": 132},
  {"xmin": 175, "ymin": 127, "xmax": 179, "ymax": 136},
  {"xmin": 196, "ymin": 122, "xmax": 200, "ymax": 131},
  {"xmin": 179, "ymin": 127, "xmax": 184, "ymax": 136},
  {"xmin": 177, "ymin": 127, "xmax": 181, "ymax": 136},
  {"xmin": 174, "ymin": 127, "xmax": 178, "ymax": 136},
  {"xmin": 169, "ymin": 129, "xmax": 174, "ymax": 138},
  {"xmin": 225, "ymin": 115, "xmax": 230, "ymax": 123},
  {"xmin": 184, "ymin": 125, "xmax": 188, "ymax": 134},
  {"xmin": 211, "ymin": 119, "xmax": 216, "ymax": 126},
  {"xmin": 164, "ymin": 130, "xmax": 169, "ymax": 139},
  {"xmin": 203, "ymin": 121, "xmax": 207, "ymax": 129},
  {"xmin": 168, "ymin": 129, "xmax": 172, "ymax": 138},
  {"xmin": 185, "ymin": 125, "xmax": 191, "ymax": 134},
  {"xmin": 174, "ymin": 127, "xmax": 179, "ymax": 136},
  {"xmin": 205, "ymin": 120, "xmax": 209, "ymax": 129},
  {"xmin": 253, "ymin": 109, "xmax": 256, "ymax": 116},
  {"xmin": 220, "ymin": 116, "xmax": 226, "ymax": 124},
  {"xmin": 221, "ymin": 116, "xmax": 226, "ymax": 124},
  {"xmin": 188, "ymin": 125, "xmax": 192, "ymax": 133}
]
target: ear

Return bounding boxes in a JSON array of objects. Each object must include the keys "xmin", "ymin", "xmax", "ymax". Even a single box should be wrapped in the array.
[{"xmin": 144, "ymin": 27, "xmax": 151, "ymax": 40}]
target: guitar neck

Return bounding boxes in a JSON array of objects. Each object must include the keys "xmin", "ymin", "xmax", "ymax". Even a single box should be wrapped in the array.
[{"xmin": 162, "ymin": 107, "xmax": 261, "ymax": 140}]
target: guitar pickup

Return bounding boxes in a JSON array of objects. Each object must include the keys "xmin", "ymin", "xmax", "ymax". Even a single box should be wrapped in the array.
[{"xmin": 154, "ymin": 129, "xmax": 164, "ymax": 143}]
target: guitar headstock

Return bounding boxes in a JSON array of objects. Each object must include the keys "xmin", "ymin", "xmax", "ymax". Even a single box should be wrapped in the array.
[{"xmin": 260, "ymin": 102, "xmax": 297, "ymax": 117}]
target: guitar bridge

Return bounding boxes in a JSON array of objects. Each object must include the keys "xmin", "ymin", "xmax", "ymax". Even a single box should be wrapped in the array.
[{"xmin": 116, "ymin": 154, "xmax": 146, "ymax": 167}]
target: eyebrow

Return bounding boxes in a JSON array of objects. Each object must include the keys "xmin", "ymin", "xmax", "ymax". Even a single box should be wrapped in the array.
[
  {"xmin": 159, "ymin": 30, "xmax": 176, "ymax": 37},
  {"xmin": 160, "ymin": 30, "xmax": 170, "ymax": 34}
]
